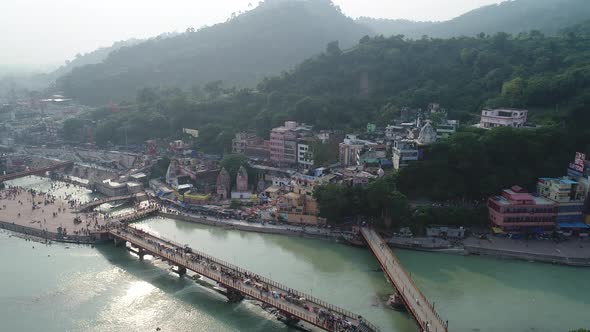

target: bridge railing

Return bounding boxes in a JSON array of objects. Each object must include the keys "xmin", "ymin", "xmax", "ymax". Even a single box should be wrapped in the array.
[
  {"xmin": 361, "ymin": 228, "xmax": 446, "ymax": 331},
  {"xmin": 130, "ymin": 226, "xmax": 380, "ymax": 331},
  {"xmin": 123, "ymin": 232, "xmax": 327, "ymax": 330}
]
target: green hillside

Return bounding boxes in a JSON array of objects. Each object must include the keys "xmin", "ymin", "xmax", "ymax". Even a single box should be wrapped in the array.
[
  {"xmin": 56, "ymin": 0, "xmax": 372, "ymax": 105},
  {"xmin": 359, "ymin": 0, "xmax": 590, "ymax": 38}
]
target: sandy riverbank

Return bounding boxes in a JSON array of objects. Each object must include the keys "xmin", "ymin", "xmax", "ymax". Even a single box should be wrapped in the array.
[{"xmin": 0, "ymin": 187, "xmax": 109, "ymax": 237}]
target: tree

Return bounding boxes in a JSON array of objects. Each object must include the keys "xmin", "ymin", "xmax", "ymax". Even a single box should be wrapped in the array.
[
  {"xmin": 230, "ymin": 199, "xmax": 242, "ymax": 209},
  {"xmin": 314, "ymin": 184, "xmax": 351, "ymax": 222},
  {"xmin": 501, "ymin": 77, "xmax": 527, "ymax": 107}
]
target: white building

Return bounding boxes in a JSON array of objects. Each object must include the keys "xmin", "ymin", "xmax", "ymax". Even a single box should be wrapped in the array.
[
  {"xmin": 392, "ymin": 139, "xmax": 419, "ymax": 170},
  {"xmin": 479, "ymin": 108, "xmax": 528, "ymax": 129},
  {"xmin": 338, "ymin": 134, "xmax": 375, "ymax": 167},
  {"xmin": 385, "ymin": 125, "xmax": 404, "ymax": 139},
  {"xmin": 297, "ymin": 141, "xmax": 314, "ymax": 168},
  {"xmin": 436, "ymin": 120, "xmax": 459, "ymax": 138}
]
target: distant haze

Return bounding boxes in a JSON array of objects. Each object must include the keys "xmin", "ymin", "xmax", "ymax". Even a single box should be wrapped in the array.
[{"xmin": 0, "ymin": 0, "xmax": 503, "ymax": 70}]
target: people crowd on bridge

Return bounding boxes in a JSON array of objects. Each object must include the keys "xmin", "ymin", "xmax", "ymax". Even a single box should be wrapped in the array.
[{"xmin": 111, "ymin": 224, "xmax": 364, "ymax": 332}]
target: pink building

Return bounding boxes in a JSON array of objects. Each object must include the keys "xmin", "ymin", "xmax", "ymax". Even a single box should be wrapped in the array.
[
  {"xmin": 479, "ymin": 108, "xmax": 528, "ymax": 129},
  {"xmin": 488, "ymin": 185, "xmax": 557, "ymax": 233},
  {"xmin": 270, "ymin": 121, "xmax": 305, "ymax": 165}
]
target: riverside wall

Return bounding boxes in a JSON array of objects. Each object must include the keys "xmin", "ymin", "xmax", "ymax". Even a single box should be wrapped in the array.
[
  {"xmin": 157, "ymin": 212, "xmax": 341, "ymax": 241},
  {"xmin": 464, "ymin": 245, "xmax": 590, "ymax": 267},
  {"xmin": 0, "ymin": 220, "xmax": 98, "ymax": 244}
]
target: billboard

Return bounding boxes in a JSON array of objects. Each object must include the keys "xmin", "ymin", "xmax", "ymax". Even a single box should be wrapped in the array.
[
  {"xmin": 574, "ymin": 152, "xmax": 586, "ymax": 173},
  {"xmin": 183, "ymin": 128, "xmax": 199, "ymax": 138}
]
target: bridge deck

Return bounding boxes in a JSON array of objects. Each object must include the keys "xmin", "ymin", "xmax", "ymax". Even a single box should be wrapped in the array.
[
  {"xmin": 0, "ymin": 161, "xmax": 73, "ymax": 182},
  {"xmin": 361, "ymin": 227, "xmax": 447, "ymax": 332},
  {"xmin": 110, "ymin": 225, "xmax": 379, "ymax": 332}
]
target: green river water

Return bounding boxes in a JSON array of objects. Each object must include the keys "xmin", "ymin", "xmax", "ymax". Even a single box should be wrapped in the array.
[{"xmin": 1, "ymin": 177, "xmax": 589, "ymax": 332}]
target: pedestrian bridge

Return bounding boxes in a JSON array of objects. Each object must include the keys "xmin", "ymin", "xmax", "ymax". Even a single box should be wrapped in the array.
[
  {"xmin": 361, "ymin": 227, "xmax": 447, "ymax": 332},
  {"xmin": 107, "ymin": 225, "xmax": 380, "ymax": 332},
  {"xmin": 0, "ymin": 161, "xmax": 74, "ymax": 182}
]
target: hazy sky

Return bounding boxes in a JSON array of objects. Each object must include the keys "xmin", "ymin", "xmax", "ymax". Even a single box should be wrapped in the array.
[{"xmin": 0, "ymin": 0, "xmax": 504, "ymax": 70}]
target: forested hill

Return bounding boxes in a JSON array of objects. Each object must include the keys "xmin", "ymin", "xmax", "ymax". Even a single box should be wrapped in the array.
[
  {"xmin": 0, "ymin": 38, "xmax": 142, "ymax": 100},
  {"xmin": 56, "ymin": 0, "xmax": 372, "ymax": 105},
  {"xmin": 50, "ymin": 38, "xmax": 143, "ymax": 79},
  {"xmin": 72, "ymin": 26, "xmax": 590, "ymax": 157},
  {"xmin": 358, "ymin": 0, "xmax": 590, "ymax": 38}
]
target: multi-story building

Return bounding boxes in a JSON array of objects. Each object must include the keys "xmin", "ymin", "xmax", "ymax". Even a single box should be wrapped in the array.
[
  {"xmin": 297, "ymin": 137, "xmax": 315, "ymax": 169},
  {"xmin": 269, "ymin": 121, "xmax": 311, "ymax": 166},
  {"xmin": 479, "ymin": 108, "xmax": 528, "ymax": 129},
  {"xmin": 277, "ymin": 173, "xmax": 334, "ymax": 225},
  {"xmin": 392, "ymin": 139, "xmax": 419, "ymax": 170},
  {"xmin": 436, "ymin": 120, "xmax": 459, "ymax": 138},
  {"xmin": 488, "ymin": 186, "xmax": 557, "ymax": 233},
  {"xmin": 339, "ymin": 134, "xmax": 374, "ymax": 167},
  {"xmin": 385, "ymin": 125, "xmax": 404, "ymax": 140},
  {"xmin": 537, "ymin": 177, "xmax": 588, "ymax": 234},
  {"xmin": 231, "ymin": 132, "xmax": 270, "ymax": 160}
]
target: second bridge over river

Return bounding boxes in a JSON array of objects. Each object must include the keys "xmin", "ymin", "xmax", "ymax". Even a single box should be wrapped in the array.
[{"xmin": 106, "ymin": 225, "xmax": 381, "ymax": 332}]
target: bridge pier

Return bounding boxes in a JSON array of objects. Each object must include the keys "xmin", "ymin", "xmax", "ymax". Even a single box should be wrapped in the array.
[
  {"xmin": 225, "ymin": 287, "xmax": 245, "ymax": 303},
  {"xmin": 282, "ymin": 313, "xmax": 300, "ymax": 325},
  {"xmin": 127, "ymin": 246, "xmax": 146, "ymax": 260},
  {"xmin": 172, "ymin": 266, "xmax": 187, "ymax": 277},
  {"xmin": 113, "ymin": 237, "xmax": 126, "ymax": 247}
]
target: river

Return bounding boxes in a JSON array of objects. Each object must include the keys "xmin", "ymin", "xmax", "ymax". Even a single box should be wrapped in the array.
[{"xmin": 1, "ymin": 177, "xmax": 589, "ymax": 332}]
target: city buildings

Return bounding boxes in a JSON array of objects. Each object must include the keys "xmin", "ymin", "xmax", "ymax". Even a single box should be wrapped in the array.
[
  {"xmin": 479, "ymin": 108, "xmax": 528, "ymax": 129},
  {"xmin": 392, "ymin": 139, "xmax": 419, "ymax": 170},
  {"xmin": 277, "ymin": 173, "xmax": 331, "ymax": 225},
  {"xmin": 232, "ymin": 132, "xmax": 270, "ymax": 160},
  {"xmin": 339, "ymin": 134, "xmax": 375, "ymax": 167},
  {"xmin": 488, "ymin": 186, "xmax": 557, "ymax": 233},
  {"xmin": 416, "ymin": 121, "xmax": 437, "ymax": 145},
  {"xmin": 269, "ymin": 121, "xmax": 311, "ymax": 166},
  {"xmin": 297, "ymin": 137, "xmax": 314, "ymax": 169},
  {"xmin": 95, "ymin": 179, "xmax": 129, "ymax": 197},
  {"xmin": 537, "ymin": 177, "xmax": 588, "ymax": 234},
  {"xmin": 436, "ymin": 120, "xmax": 459, "ymax": 138}
]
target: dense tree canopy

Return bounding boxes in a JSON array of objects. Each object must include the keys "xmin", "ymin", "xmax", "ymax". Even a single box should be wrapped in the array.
[
  {"xmin": 56, "ymin": 0, "xmax": 371, "ymax": 105},
  {"xmin": 314, "ymin": 174, "xmax": 411, "ymax": 227},
  {"xmin": 397, "ymin": 126, "xmax": 590, "ymax": 201},
  {"xmin": 358, "ymin": 0, "xmax": 590, "ymax": 39},
  {"xmin": 80, "ymin": 26, "xmax": 590, "ymax": 155}
]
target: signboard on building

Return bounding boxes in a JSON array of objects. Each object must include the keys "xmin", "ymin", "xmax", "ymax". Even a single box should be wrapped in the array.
[
  {"xmin": 574, "ymin": 152, "xmax": 586, "ymax": 173},
  {"xmin": 183, "ymin": 128, "xmax": 199, "ymax": 138}
]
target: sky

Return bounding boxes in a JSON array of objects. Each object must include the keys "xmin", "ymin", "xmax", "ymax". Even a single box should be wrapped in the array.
[{"xmin": 0, "ymin": 0, "xmax": 504, "ymax": 71}]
